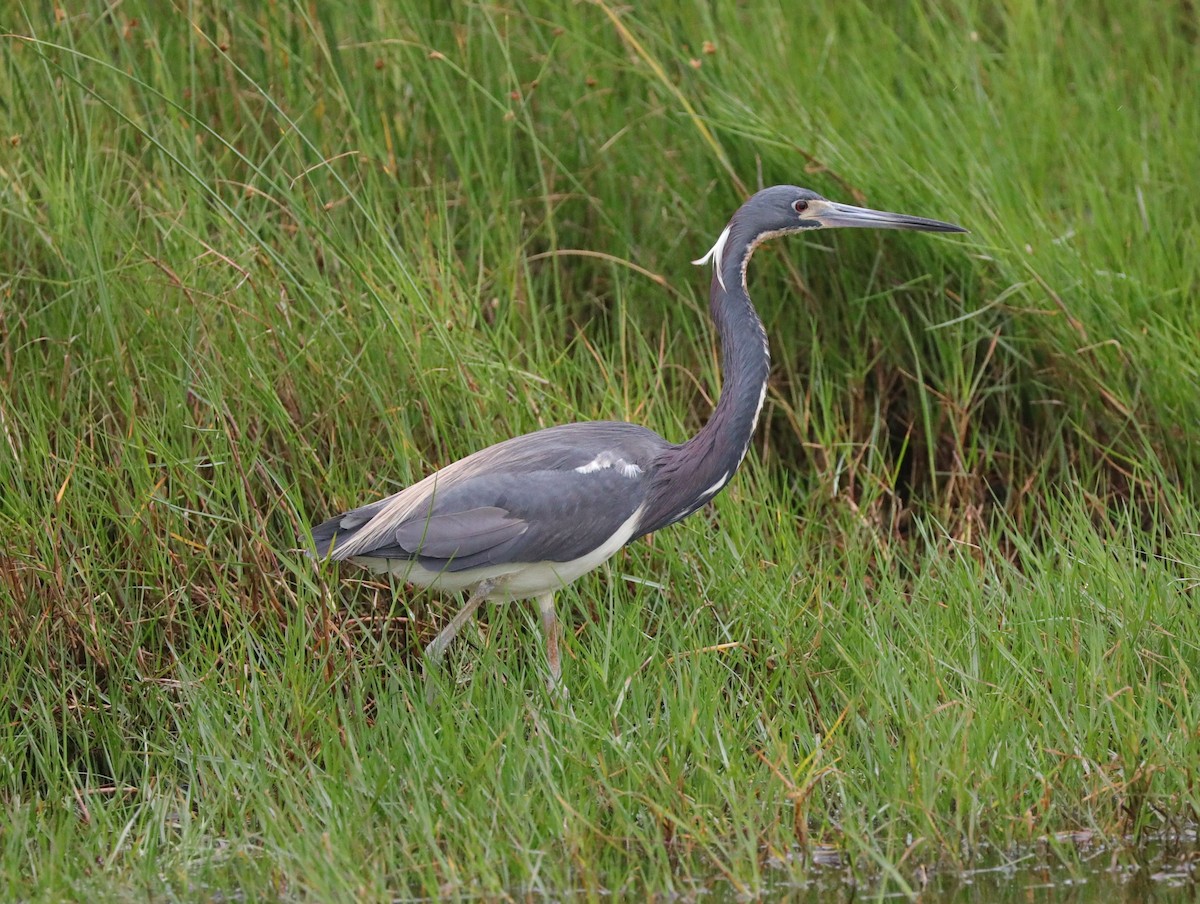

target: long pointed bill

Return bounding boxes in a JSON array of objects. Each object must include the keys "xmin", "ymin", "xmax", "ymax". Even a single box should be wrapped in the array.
[{"xmin": 818, "ymin": 201, "xmax": 967, "ymax": 233}]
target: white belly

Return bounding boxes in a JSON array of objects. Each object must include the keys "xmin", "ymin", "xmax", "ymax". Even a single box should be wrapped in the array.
[{"xmin": 350, "ymin": 505, "xmax": 644, "ymax": 600}]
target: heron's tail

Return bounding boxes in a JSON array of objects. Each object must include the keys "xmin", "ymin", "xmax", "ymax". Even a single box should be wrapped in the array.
[
  {"xmin": 308, "ymin": 494, "xmax": 396, "ymax": 559},
  {"xmin": 309, "ymin": 514, "xmax": 345, "ymax": 559}
]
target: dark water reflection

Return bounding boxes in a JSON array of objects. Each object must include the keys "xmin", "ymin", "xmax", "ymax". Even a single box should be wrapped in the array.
[{"xmin": 749, "ymin": 835, "xmax": 1199, "ymax": 902}]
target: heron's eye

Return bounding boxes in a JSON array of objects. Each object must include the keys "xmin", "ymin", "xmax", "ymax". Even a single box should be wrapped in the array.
[{"xmin": 793, "ymin": 199, "xmax": 809, "ymax": 214}]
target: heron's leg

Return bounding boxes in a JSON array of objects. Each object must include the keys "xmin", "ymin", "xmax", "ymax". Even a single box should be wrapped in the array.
[
  {"xmin": 537, "ymin": 591, "xmax": 565, "ymax": 696},
  {"xmin": 424, "ymin": 578, "xmax": 495, "ymax": 702}
]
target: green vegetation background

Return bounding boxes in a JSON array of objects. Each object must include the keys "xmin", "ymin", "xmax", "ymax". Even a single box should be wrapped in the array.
[{"xmin": 2, "ymin": 0, "xmax": 1197, "ymax": 898}]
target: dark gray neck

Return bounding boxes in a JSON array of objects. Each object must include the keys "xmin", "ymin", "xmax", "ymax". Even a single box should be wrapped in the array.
[{"xmin": 637, "ymin": 237, "xmax": 770, "ymax": 536}]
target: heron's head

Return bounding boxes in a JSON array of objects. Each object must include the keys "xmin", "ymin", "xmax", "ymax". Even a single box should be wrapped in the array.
[{"xmin": 693, "ymin": 185, "xmax": 965, "ymax": 287}]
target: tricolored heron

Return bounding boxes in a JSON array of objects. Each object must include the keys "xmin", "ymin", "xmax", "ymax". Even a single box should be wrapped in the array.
[{"xmin": 311, "ymin": 185, "xmax": 964, "ymax": 698}]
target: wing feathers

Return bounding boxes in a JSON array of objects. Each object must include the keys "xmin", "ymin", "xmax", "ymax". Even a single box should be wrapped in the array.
[
  {"xmin": 392, "ymin": 506, "xmax": 528, "ymax": 559},
  {"xmin": 309, "ymin": 421, "xmax": 672, "ymax": 569}
]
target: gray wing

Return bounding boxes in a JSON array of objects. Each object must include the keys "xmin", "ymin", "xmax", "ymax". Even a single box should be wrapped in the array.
[
  {"xmin": 310, "ymin": 421, "xmax": 672, "ymax": 571},
  {"xmin": 360, "ymin": 469, "xmax": 646, "ymax": 572}
]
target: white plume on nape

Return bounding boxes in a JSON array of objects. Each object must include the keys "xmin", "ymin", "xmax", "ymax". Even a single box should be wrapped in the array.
[{"xmin": 691, "ymin": 224, "xmax": 731, "ymax": 290}]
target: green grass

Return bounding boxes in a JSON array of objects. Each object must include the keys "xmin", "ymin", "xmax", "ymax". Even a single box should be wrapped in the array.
[{"xmin": 2, "ymin": 0, "xmax": 1199, "ymax": 898}]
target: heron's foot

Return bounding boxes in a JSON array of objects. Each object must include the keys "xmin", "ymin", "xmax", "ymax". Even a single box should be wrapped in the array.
[
  {"xmin": 536, "ymin": 591, "xmax": 568, "ymax": 702},
  {"xmin": 547, "ymin": 676, "xmax": 570, "ymax": 702},
  {"xmin": 423, "ymin": 659, "xmax": 444, "ymax": 705},
  {"xmin": 422, "ymin": 579, "xmax": 494, "ymax": 705}
]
